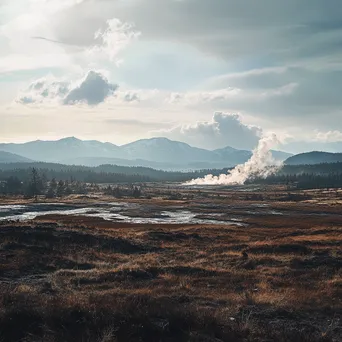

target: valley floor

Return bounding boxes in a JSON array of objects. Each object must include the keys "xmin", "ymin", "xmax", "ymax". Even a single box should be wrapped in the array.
[{"xmin": 0, "ymin": 187, "xmax": 341, "ymax": 341}]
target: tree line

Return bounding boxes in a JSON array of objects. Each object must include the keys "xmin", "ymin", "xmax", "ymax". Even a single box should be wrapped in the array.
[
  {"xmin": 0, "ymin": 168, "xmax": 92, "ymax": 199},
  {"xmin": 0, "ymin": 162, "xmax": 231, "ymax": 183},
  {"xmin": 280, "ymin": 162, "xmax": 342, "ymax": 175},
  {"xmin": 254, "ymin": 172, "xmax": 342, "ymax": 189},
  {"xmin": 2, "ymin": 161, "xmax": 342, "ymax": 190}
]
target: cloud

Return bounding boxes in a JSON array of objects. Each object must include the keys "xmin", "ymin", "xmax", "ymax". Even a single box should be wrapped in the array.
[
  {"xmin": 164, "ymin": 83, "xmax": 297, "ymax": 124},
  {"xmin": 0, "ymin": 6, "xmax": 139, "ymax": 74},
  {"xmin": 64, "ymin": 71, "xmax": 118, "ymax": 105},
  {"xmin": 122, "ymin": 92, "xmax": 140, "ymax": 102},
  {"xmin": 179, "ymin": 65, "xmax": 342, "ymax": 134},
  {"xmin": 28, "ymin": 0, "xmax": 86, "ymax": 14},
  {"xmin": 38, "ymin": 0, "xmax": 342, "ymax": 130},
  {"xmin": 157, "ymin": 112, "xmax": 262, "ymax": 150},
  {"xmin": 17, "ymin": 70, "xmax": 118, "ymax": 106},
  {"xmin": 278, "ymin": 129, "xmax": 342, "ymax": 153},
  {"xmin": 105, "ymin": 118, "xmax": 169, "ymax": 130},
  {"xmin": 31, "ymin": 36, "xmax": 81, "ymax": 47},
  {"xmin": 3, "ymin": 0, "xmax": 342, "ymax": 150},
  {"xmin": 16, "ymin": 76, "xmax": 70, "ymax": 104},
  {"xmin": 89, "ymin": 18, "xmax": 141, "ymax": 63},
  {"xmin": 315, "ymin": 130, "xmax": 342, "ymax": 143},
  {"xmin": 48, "ymin": 0, "xmax": 342, "ymax": 64}
]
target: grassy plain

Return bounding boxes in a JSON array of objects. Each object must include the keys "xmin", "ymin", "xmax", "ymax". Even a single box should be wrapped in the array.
[{"xmin": 0, "ymin": 185, "xmax": 341, "ymax": 341}]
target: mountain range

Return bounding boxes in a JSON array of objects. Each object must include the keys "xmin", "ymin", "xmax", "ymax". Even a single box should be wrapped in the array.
[{"xmin": 0, "ymin": 137, "xmax": 292, "ymax": 170}]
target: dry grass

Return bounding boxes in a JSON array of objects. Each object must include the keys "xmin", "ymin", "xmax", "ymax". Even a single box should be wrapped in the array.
[{"xmin": 0, "ymin": 188, "xmax": 341, "ymax": 341}]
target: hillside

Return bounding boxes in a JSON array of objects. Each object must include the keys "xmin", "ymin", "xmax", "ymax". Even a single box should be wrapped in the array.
[
  {"xmin": 213, "ymin": 146, "xmax": 252, "ymax": 165},
  {"xmin": 285, "ymin": 151, "xmax": 342, "ymax": 165},
  {"xmin": 2, "ymin": 159, "xmax": 342, "ymax": 188},
  {"xmin": 0, "ymin": 161, "xmax": 231, "ymax": 183},
  {"xmin": 0, "ymin": 137, "xmax": 120, "ymax": 162},
  {"xmin": 120, "ymin": 138, "xmax": 216, "ymax": 164},
  {"xmin": 0, "ymin": 151, "xmax": 33, "ymax": 163}
]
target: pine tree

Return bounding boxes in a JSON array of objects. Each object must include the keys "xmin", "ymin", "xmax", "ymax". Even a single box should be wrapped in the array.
[
  {"xmin": 56, "ymin": 180, "xmax": 65, "ymax": 198},
  {"xmin": 132, "ymin": 186, "xmax": 141, "ymax": 198},
  {"xmin": 26, "ymin": 168, "xmax": 43, "ymax": 201},
  {"xmin": 113, "ymin": 186, "xmax": 122, "ymax": 198},
  {"xmin": 46, "ymin": 178, "xmax": 57, "ymax": 198},
  {"xmin": 4, "ymin": 176, "xmax": 22, "ymax": 195}
]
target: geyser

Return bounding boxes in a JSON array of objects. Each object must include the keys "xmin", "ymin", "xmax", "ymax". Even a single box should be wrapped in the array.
[{"xmin": 186, "ymin": 134, "xmax": 282, "ymax": 186}]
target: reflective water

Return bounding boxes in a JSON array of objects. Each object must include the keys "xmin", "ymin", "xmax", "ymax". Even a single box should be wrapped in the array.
[{"xmin": 0, "ymin": 203, "xmax": 246, "ymax": 226}]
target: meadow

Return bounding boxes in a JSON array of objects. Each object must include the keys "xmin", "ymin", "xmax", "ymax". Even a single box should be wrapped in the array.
[{"xmin": 0, "ymin": 185, "xmax": 341, "ymax": 341}]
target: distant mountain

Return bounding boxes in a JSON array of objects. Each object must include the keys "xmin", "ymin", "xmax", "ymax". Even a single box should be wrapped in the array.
[
  {"xmin": 271, "ymin": 150, "xmax": 293, "ymax": 161},
  {"xmin": 0, "ymin": 137, "xmax": 120, "ymax": 162},
  {"xmin": 120, "ymin": 138, "xmax": 216, "ymax": 164},
  {"xmin": 0, "ymin": 137, "xmax": 292, "ymax": 170},
  {"xmin": 213, "ymin": 147, "xmax": 292, "ymax": 164},
  {"xmin": 0, "ymin": 151, "xmax": 33, "ymax": 163},
  {"xmin": 213, "ymin": 146, "xmax": 252, "ymax": 165},
  {"xmin": 285, "ymin": 151, "xmax": 342, "ymax": 165},
  {"xmin": 61, "ymin": 157, "xmax": 190, "ymax": 170}
]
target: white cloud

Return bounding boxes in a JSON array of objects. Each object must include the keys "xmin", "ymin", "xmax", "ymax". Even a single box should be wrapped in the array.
[
  {"xmin": 314, "ymin": 130, "xmax": 342, "ymax": 143},
  {"xmin": 0, "ymin": 5, "xmax": 140, "ymax": 74},
  {"xmin": 0, "ymin": 102, "xmax": 177, "ymax": 145},
  {"xmin": 167, "ymin": 83, "xmax": 297, "ymax": 106},
  {"xmin": 16, "ymin": 74, "xmax": 70, "ymax": 104},
  {"xmin": 28, "ymin": 0, "xmax": 86, "ymax": 14},
  {"xmin": 122, "ymin": 92, "xmax": 140, "ymax": 102},
  {"xmin": 89, "ymin": 18, "xmax": 141, "ymax": 63},
  {"xmin": 33, "ymin": 0, "xmax": 342, "ymax": 131},
  {"xmin": 17, "ymin": 70, "xmax": 118, "ymax": 106},
  {"xmin": 0, "ymin": 3, "xmax": 75, "ymax": 73},
  {"xmin": 156, "ymin": 112, "xmax": 262, "ymax": 150},
  {"xmin": 0, "ymin": 54, "xmax": 73, "ymax": 73},
  {"xmin": 47, "ymin": 0, "xmax": 342, "ymax": 65},
  {"xmin": 2, "ymin": 0, "xmax": 342, "ymax": 152}
]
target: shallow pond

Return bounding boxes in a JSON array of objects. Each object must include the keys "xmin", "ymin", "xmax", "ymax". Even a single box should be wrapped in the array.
[{"xmin": 0, "ymin": 202, "xmax": 246, "ymax": 226}]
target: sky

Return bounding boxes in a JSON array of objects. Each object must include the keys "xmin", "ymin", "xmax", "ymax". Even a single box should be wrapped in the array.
[{"xmin": 1, "ymin": 0, "xmax": 342, "ymax": 153}]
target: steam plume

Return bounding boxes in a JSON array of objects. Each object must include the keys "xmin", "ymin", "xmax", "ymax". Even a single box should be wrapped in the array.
[{"xmin": 186, "ymin": 134, "xmax": 282, "ymax": 185}]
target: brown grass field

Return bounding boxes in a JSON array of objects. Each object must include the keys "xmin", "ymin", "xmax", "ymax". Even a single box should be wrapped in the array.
[{"xmin": 0, "ymin": 185, "xmax": 341, "ymax": 341}]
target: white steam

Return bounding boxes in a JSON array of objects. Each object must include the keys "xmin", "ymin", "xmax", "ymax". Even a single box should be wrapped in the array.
[{"xmin": 186, "ymin": 134, "xmax": 282, "ymax": 186}]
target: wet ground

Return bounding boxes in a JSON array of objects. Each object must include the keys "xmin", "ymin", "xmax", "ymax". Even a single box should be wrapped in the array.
[
  {"xmin": 2, "ymin": 197, "xmax": 342, "ymax": 227},
  {"xmin": 0, "ymin": 196, "xmax": 341, "ymax": 342},
  {"xmin": 0, "ymin": 187, "xmax": 342, "ymax": 341},
  {"xmin": 0, "ymin": 202, "xmax": 247, "ymax": 226}
]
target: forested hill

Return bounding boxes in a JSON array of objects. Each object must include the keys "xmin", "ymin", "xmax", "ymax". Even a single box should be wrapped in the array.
[
  {"xmin": 2, "ymin": 160, "xmax": 342, "ymax": 185},
  {"xmin": 0, "ymin": 162, "xmax": 230, "ymax": 183},
  {"xmin": 285, "ymin": 151, "xmax": 342, "ymax": 165},
  {"xmin": 280, "ymin": 161, "xmax": 342, "ymax": 174},
  {"xmin": 0, "ymin": 151, "xmax": 33, "ymax": 163}
]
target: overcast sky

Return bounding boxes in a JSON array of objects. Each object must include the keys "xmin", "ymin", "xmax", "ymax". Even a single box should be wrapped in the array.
[{"xmin": 1, "ymin": 0, "xmax": 342, "ymax": 152}]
